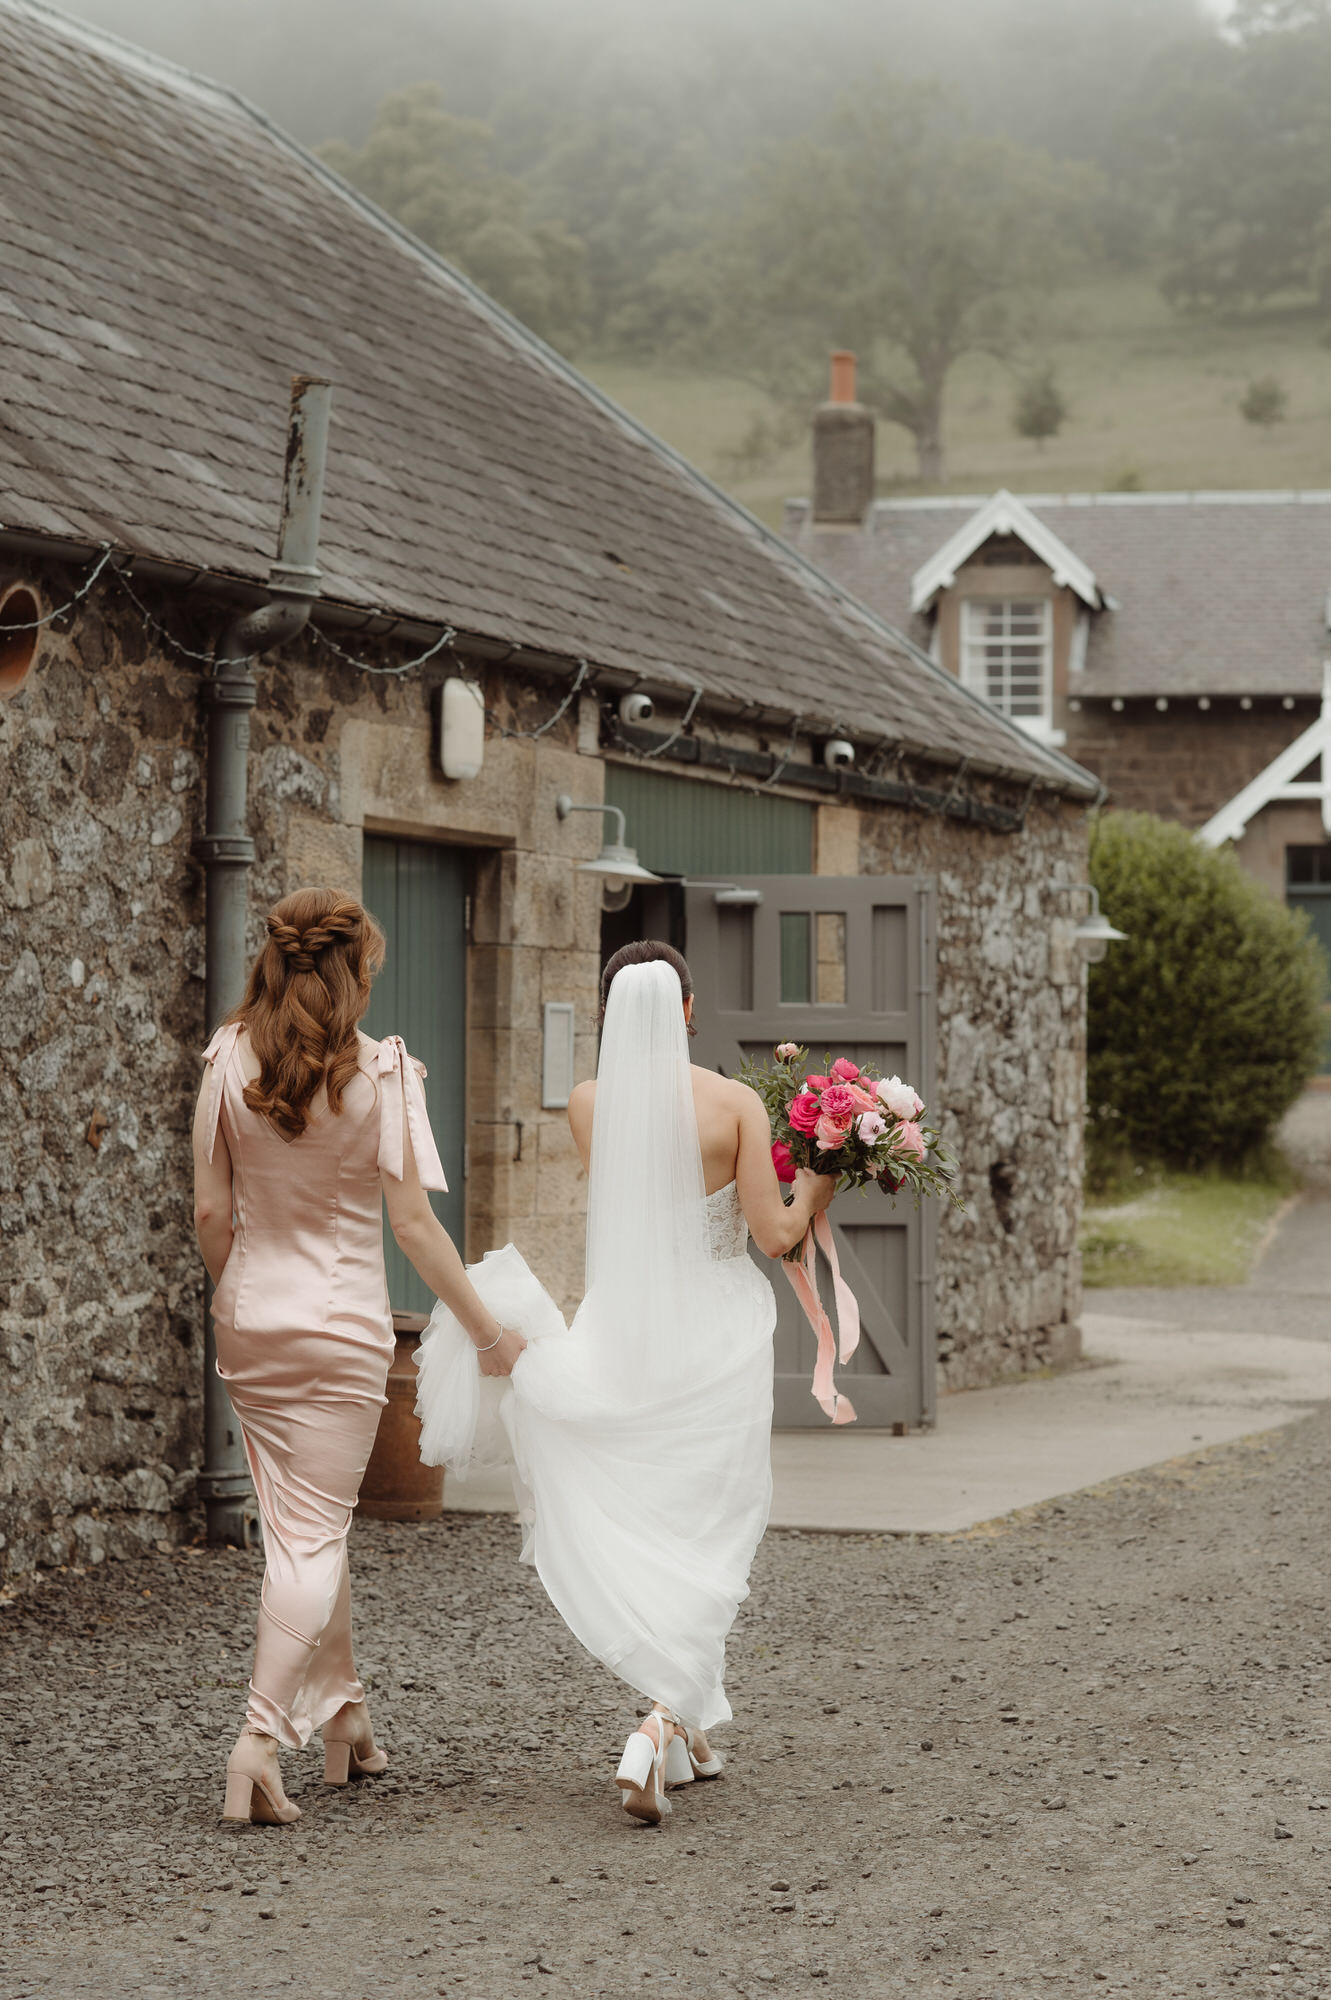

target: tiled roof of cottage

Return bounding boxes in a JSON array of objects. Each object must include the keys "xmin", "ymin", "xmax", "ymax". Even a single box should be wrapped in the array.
[
  {"xmin": 784, "ymin": 492, "xmax": 1331, "ymax": 701},
  {"xmin": 0, "ymin": 0, "xmax": 1095, "ymax": 798}
]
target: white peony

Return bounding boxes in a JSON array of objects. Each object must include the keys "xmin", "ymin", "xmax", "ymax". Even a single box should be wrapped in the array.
[{"xmin": 877, "ymin": 1075, "xmax": 923, "ymax": 1120}]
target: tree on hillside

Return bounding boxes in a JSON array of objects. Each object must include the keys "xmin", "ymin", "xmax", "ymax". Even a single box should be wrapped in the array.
[
  {"xmin": 695, "ymin": 81, "xmax": 1095, "ymax": 484},
  {"xmin": 1128, "ymin": 5, "xmax": 1331, "ymax": 312},
  {"xmin": 1014, "ymin": 364, "xmax": 1068, "ymax": 447},
  {"xmin": 320, "ymin": 87, "xmax": 587, "ymax": 349}
]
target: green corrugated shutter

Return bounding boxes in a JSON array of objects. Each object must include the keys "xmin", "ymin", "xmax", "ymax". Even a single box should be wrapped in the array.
[
  {"xmin": 362, "ymin": 836, "xmax": 468, "ymax": 1314},
  {"xmin": 604, "ymin": 765, "xmax": 813, "ymax": 877}
]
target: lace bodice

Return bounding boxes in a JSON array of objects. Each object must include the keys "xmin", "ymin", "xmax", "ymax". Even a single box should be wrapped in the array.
[{"xmin": 706, "ymin": 1181, "xmax": 750, "ymax": 1261}]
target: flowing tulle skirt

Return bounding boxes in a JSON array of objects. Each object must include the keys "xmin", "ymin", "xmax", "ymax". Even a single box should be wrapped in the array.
[{"xmin": 416, "ymin": 1241, "xmax": 776, "ymax": 1730}]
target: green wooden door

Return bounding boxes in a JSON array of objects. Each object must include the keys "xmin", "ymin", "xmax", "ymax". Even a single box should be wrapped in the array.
[{"xmin": 361, "ymin": 836, "xmax": 468, "ymax": 1313}]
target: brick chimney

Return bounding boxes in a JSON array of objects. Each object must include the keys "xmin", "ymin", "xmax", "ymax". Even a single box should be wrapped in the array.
[{"xmin": 812, "ymin": 350, "xmax": 875, "ymax": 524}]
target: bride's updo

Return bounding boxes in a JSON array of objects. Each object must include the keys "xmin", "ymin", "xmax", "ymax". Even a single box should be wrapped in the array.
[{"xmin": 599, "ymin": 939, "xmax": 696, "ymax": 1035}]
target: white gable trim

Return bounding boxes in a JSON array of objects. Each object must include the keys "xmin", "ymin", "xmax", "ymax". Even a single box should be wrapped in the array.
[
  {"xmin": 910, "ymin": 488, "xmax": 1103, "ymax": 614},
  {"xmin": 1198, "ymin": 664, "xmax": 1331, "ymax": 845}
]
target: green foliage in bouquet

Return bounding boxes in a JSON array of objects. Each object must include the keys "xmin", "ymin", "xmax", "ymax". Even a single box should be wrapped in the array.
[{"xmin": 1088, "ymin": 812, "xmax": 1325, "ymax": 1170}]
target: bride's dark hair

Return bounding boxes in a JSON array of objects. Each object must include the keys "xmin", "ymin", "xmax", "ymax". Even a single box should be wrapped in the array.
[{"xmin": 599, "ymin": 939, "xmax": 696, "ymax": 1035}]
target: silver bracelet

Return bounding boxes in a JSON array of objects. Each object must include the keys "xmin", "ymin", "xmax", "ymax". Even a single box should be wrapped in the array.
[{"xmin": 474, "ymin": 1326, "xmax": 507, "ymax": 1353}]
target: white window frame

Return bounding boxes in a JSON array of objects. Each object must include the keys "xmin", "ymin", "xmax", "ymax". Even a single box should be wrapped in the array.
[{"xmin": 960, "ymin": 596, "xmax": 1059, "ymax": 743}]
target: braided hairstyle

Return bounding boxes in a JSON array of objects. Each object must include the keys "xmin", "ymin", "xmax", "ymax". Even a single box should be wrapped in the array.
[{"xmin": 226, "ymin": 888, "xmax": 386, "ymax": 1139}]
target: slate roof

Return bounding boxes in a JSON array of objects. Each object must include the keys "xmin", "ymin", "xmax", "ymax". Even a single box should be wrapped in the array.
[
  {"xmin": 0, "ymin": 0, "xmax": 1095, "ymax": 799},
  {"xmin": 784, "ymin": 493, "xmax": 1331, "ymax": 701}
]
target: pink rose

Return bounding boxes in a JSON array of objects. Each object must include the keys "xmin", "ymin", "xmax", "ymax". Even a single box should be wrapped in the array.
[
  {"xmin": 775, "ymin": 1042, "xmax": 800, "ymax": 1061},
  {"xmin": 788, "ymin": 1091, "xmax": 822, "ymax": 1135},
  {"xmin": 856, "ymin": 1110, "xmax": 887, "ymax": 1144},
  {"xmin": 805, "ymin": 1074, "xmax": 830, "ymax": 1092},
  {"xmin": 848, "ymin": 1085, "xmax": 879, "ymax": 1113},
  {"xmin": 815, "ymin": 1115, "xmax": 848, "ymax": 1151},
  {"xmin": 893, "ymin": 1120, "xmax": 926, "ymax": 1163},
  {"xmin": 771, "ymin": 1140, "xmax": 796, "ymax": 1183},
  {"xmin": 830, "ymin": 1057, "xmax": 860, "ymax": 1082},
  {"xmin": 819, "ymin": 1084, "xmax": 857, "ymax": 1126}
]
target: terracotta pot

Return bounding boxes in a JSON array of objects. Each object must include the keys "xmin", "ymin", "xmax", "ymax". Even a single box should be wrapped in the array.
[{"xmin": 358, "ymin": 1313, "xmax": 444, "ymax": 1521}]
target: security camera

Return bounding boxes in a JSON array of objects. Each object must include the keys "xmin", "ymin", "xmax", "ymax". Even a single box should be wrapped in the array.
[
  {"xmin": 823, "ymin": 738, "xmax": 856, "ymax": 771},
  {"xmin": 619, "ymin": 691, "xmax": 655, "ymax": 726}
]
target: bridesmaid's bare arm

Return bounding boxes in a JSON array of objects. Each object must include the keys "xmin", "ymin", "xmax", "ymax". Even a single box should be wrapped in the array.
[
  {"xmin": 380, "ymin": 1074, "xmax": 526, "ymax": 1378},
  {"xmin": 191, "ymin": 1073, "xmax": 235, "ymax": 1284}
]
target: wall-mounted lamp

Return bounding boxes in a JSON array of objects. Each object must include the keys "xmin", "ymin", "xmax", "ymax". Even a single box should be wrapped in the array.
[
  {"xmin": 1051, "ymin": 880, "xmax": 1128, "ymax": 964},
  {"xmin": 557, "ymin": 794, "xmax": 662, "ymax": 912}
]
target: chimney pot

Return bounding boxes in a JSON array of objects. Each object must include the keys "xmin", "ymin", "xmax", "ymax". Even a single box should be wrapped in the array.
[
  {"xmin": 829, "ymin": 350, "xmax": 857, "ymax": 404},
  {"xmin": 812, "ymin": 349, "xmax": 875, "ymax": 524}
]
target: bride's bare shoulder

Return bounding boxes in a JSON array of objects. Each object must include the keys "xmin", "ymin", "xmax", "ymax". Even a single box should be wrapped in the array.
[{"xmin": 691, "ymin": 1066, "xmax": 758, "ymax": 1108}]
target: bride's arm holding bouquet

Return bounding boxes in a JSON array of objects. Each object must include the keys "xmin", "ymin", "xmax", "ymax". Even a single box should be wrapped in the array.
[{"xmin": 734, "ymin": 1088, "xmax": 836, "ymax": 1257}]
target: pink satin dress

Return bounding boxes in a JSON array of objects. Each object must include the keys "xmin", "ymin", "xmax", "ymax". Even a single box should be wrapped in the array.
[{"xmin": 201, "ymin": 1023, "xmax": 446, "ymax": 1748}]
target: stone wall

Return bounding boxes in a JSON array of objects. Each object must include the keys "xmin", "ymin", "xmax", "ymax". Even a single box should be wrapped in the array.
[
  {"xmin": 820, "ymin": 790, "xmax": 1090, "ymax": 1391},
  {"xmin": 1068, "ymin": 702, "xmax": 1313, "ymax": 828},
  {"xmin": 0, "ymin": 572, "xmax": 208, "ymax": 1585}
]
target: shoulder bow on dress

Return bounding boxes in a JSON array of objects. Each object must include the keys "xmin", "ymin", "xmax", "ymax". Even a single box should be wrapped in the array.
[{"xmin": 376, "ymin": 1035, "xmax": 449, "ymax": 1191}]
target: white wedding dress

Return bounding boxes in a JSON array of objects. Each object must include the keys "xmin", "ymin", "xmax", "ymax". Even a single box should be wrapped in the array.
[{"xmin": 414, "ymin": 962, "xmax": 777, "ymax": 1729}]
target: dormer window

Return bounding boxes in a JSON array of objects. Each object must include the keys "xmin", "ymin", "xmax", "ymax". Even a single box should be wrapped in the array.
[{"xmin": 961, "ymin": 598, "xmax": 1053, "ymax": 735}]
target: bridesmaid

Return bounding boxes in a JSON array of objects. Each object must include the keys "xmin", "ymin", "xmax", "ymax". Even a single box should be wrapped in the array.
[{"xmin": 191, "ymin": 887, "xmax": 525, "ymax": 1824}]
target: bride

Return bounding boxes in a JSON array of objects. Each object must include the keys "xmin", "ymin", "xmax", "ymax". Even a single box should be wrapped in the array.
[{"xmin": 420, "ymin": 939, "xmax": 834, "ymax": 1825}]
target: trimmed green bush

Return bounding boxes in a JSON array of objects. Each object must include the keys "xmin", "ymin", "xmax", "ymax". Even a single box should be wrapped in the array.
[{"xmin": 1087, "ymin": 813, "xmax": 1324, "ymax": 1169}]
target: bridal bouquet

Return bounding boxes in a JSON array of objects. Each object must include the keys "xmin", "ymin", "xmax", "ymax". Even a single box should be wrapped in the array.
[
  {"xmin": 738, "ymin": 1043, "xmax": 957, "ymax": 1228},
  {"xmin": 738, "ymin": 1044, "xmax": 957, "ymax": 1427}
]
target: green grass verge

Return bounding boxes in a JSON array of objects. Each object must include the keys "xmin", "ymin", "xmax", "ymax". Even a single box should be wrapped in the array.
[{"xmin": 1080, "ymin": 1164, "xmax": 1298, "ymax": 1289}]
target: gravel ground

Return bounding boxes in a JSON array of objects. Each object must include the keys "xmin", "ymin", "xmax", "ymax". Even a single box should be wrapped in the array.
[{"xmin": 5, "ymin": 1413, "xmax": 1331, "ymax": 2000}]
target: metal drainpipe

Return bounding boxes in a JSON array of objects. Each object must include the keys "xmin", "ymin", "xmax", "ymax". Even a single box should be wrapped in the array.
[{"xmin": 195, "ymin": 374, "xmax": 333, "ymax": 1546}]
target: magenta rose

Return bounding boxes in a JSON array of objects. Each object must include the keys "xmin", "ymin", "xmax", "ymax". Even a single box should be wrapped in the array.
[
  {"xmin": 893, "ymin": 1120, "xmax": 927, "ymax": 1163},
  {"xmin": 771, "ymin": 1140, "xmax": 796, "ymax": 1183},
  {"xmin": 788, "ymin": 1091, "xmax": 822, "ymax": 1134},
  {"xmin": 830, "ymin": 1057, "xmax": 860, "ymax": 1082},
  {"xmin": 805, "ymin": 1074, "xmax": 830, "ymax": 1092},
  {"xmin": 819, "ymin": 1084, "xmax": 857, "ymax": 1127}
]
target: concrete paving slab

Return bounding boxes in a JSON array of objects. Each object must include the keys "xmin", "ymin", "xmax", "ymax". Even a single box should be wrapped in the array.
[{"xmin": 441, "ymin": 1314, "xmax": 1331, "ymax": 1535}]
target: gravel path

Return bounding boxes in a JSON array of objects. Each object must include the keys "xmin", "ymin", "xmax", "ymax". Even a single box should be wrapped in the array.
[{"xmin": 5, "ymin": 1411, "xmax": 1331, "ymax": 1999}]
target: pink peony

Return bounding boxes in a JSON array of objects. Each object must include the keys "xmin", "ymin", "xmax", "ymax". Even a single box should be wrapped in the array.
[
  {"xmin": 830, "ymin": 1057, "xmax": 860, "ymax": 1082},
  {"xmin": 805, "ymin": 1074, "xmax": 830, "ymax": 1092},
  {"xmin": 815, "ymin": 1115, "xmax": 848, "ymax": 1151},
  {"xmin": 893, "ymin": 1120, "xmax": 927, "ymax": 1163},
  {"xmin": 775, "ymin": 1041, "xmax": 800, "ymax": 1061},
  {"xmin": 788, "ymin": 1091, "xmax": 822, "ymax": 1135},
  {"xmin": 819, "ymin": 1084, "xmax": 857, "ymax": 1126},
  {"xmin": 856, "ymin": 1110, "xmax": 888, "ymax": 1145},
  {"xmin": 771, "ymin": 1140, "xmax": 796, "ymax": 1183},
  {"xmin": 877, "ymin": 1075, "xmax": 925, "ymax": 1121}
]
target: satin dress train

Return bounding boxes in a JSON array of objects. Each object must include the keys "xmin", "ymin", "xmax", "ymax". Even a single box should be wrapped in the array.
[{"xmin": 201, "ymin": 1023, "xmax": 446, "ymax": 1748}]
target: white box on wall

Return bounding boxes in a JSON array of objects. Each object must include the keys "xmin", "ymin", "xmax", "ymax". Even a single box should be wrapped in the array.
[{"xmin": 541, "ymin": 1002, "xmax": 575, "ymax": 1108}]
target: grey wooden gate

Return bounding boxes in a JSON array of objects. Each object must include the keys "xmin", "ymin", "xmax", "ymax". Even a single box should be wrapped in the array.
[
  {"xmin": 362, "ymin": 835, "xmax": 468, "ymax": 1315},
  {"xmin": 686, "ymin": 875, "xmax": 937, "ymax": 1429}
]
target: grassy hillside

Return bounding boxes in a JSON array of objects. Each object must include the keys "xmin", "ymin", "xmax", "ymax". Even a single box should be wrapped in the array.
[{"xmin": 579, "ymin": 276, "xmax": 1331, "ymax": 527}]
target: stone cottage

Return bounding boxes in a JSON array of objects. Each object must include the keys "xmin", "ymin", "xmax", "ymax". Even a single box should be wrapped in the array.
[
  {"xmin": 0, "ymin": 0, "xmax": 1099, "ymax": 1588},
  {"xmin": 786, "ymin": 357, "xmax": 1331, "ymax": 949}
]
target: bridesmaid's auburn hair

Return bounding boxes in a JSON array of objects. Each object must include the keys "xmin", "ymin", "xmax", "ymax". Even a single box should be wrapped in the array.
[{"xmin": 228, "ymin": 888, "xmax": 386, "ymax": 1140}]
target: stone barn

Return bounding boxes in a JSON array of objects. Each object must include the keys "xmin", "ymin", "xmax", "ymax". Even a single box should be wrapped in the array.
[{"xmin": 0, "ymin": 0, "xmax": 1100, "ymax": 1589}]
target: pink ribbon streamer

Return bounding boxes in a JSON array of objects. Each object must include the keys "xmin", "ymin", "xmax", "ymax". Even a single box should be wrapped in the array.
[
  {"xmin": 782, "ymin": 1214, "xmax": 859, "ymax": 1425},
  {"xmin": 377, "ymin": 1036, "xmax": 449, "ymax": 1192}
]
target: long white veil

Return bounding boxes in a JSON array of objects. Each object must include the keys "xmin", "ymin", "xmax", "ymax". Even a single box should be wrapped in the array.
[{"xmin": 582, "ymin": 960, "xmax": 712, "ymax": 1393}]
